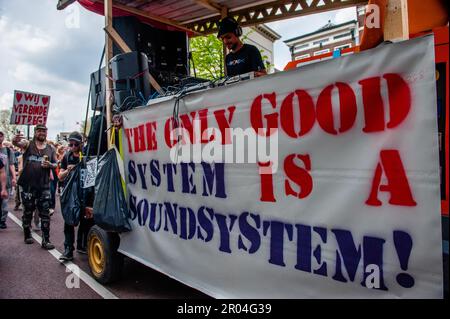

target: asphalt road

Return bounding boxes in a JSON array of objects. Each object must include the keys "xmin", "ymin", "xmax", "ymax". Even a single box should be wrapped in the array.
[{"xmin": 0, "ymin": 192, "xmax": 209, "ymax": 299}]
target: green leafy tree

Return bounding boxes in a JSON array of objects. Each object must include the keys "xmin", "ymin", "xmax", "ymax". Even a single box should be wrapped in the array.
[
  {"xmin": 190, "ymin": 34, "xmax": 224, "ymax": 80},
  {"xmin": 0, "ymin": 109, "xmax": 19, "ymax": 140}
]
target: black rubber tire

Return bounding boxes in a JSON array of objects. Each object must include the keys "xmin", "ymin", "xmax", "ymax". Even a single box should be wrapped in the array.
[{"xmin": 87, "ymin": 225, "xmax": 123, "ymax": 284}]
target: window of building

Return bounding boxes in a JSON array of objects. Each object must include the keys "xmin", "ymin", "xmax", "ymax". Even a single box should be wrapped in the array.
[
  {"xmin": 314, "ymin": 49, "xmax": 330, "ymax": 56},
  {"xmin": 295, "ymin": 43, "xmax": 309, "ymax": 50},
  {"xmin": 313, "ymin": 38, "xmax": 328, "ymax": 45},
  {"xmin": 334, "ymin": 43, "xmax": 352, "ymax": 51},
  {"xmin": 295, "ymin": 53, "xmax": 311, "ymax": 60},
  {"xmin": 333, "ymin": 32, "xmax": 352, "ymax": 40}
]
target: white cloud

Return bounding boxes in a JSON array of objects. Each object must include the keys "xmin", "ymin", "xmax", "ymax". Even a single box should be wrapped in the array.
[
  {"xmin": 0, "ymin": 0, "xmax": 104, "ymax": 140},
  {"xmin": 0, "ymin": 93, "xmax": 13, "ymax": 111},
  {"xmin": 5, "ymin": 61, "xmax": 89, "ymax": 138},
  {"xmin": 8, "ymin": 61, "xmax": 80, "ymax": 90},
  {"xmin": 0, "ymin": 16, "xmax": 56, "ymax": 56},
  {"xmin": 335, "ymin": 7, "xmax": 357, "ymax": 24}
]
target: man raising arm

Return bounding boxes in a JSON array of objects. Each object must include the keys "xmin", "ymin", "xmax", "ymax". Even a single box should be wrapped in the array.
[{"xmin": 12, "ymin": 125, "xmax": 57, "ymax": 249}]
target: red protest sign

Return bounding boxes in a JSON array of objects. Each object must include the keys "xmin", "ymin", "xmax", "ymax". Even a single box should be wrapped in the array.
[{"xmin": 10, "ymin": 90, "xmax": 50, "ymax": 125}]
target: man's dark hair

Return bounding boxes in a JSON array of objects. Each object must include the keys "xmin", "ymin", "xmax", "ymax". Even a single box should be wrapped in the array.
[
  {"xmin": 217, "ymin": 16, "xmax": 242, "ymax": 38},
  {"xmin": 34, "ymin": 124, "xmax": 47, "ymax": 131}
]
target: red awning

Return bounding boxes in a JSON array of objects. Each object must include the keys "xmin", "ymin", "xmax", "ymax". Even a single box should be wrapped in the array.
[{"xmin": 77, "ymin": 0, "xmax": 194, "ymax": 35}]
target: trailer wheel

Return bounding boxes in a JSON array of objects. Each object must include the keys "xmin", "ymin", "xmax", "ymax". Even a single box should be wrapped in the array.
[{"xmin": 87, "ymin": 225, "xmax": 123, "ymax": 284}]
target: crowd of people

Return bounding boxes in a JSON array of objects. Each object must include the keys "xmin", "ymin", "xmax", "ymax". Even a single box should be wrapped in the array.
[{"xmin": 0, "ymin": 125, "xmax": 93, "ymax": 261}]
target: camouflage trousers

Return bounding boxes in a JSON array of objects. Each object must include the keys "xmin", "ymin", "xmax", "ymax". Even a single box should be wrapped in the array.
[{"xmin": 21, "ymin": 187, "xmax": 52, "ymax": 240}]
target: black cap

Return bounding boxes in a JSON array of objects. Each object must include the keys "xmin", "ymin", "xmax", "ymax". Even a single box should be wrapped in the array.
[
  {"xmin": 34, "ymin": 124, "xmax": 47, "ymax": 131},
  {"xmin": 68, "ymin": 131, "xmax": 83, "ymax": 143},
  {"xmin": 217, "ymin": 17, "xmax": 239, "ymax": 38}
]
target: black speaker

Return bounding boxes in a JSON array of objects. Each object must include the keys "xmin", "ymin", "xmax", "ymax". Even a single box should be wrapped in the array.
[
  {"xmin": 110, "ymin": 51, "xmax": 152, "ymax": 110},
  {"xmin": 112, "ymin": 16, "xmax": 142, "ymax": 55},
  {"xmin": 167, "ymin": 30, "xmax": 189, "ymax": 75},
  {"xmin": 112, "ymin": 16, "xmax": 189, "ymax": 78},
  {"xmin": 90, "ymin": 67, "xmax": 106, "ymax": 111},
  {"xmin": 89, "ymin": 16, "xmax": 191, "ymax": 111}
]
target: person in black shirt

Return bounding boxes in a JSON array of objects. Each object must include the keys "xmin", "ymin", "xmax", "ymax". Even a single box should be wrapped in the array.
[
  {"xmin": 12, "ymin": 124, "xmax": 57, "ymax": 249},
  {"xmin": 58, "ymin": 131, "xmax": 94, "ymax": 261},
  {"xmin": 217, "ymin": 17, "xmax": 267, "ymax": 78}
]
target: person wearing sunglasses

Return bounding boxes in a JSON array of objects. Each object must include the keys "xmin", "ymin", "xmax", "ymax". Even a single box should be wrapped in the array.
[{"xmin": 58, "ymin": 131, "xmax": 88, "ymax": 261}]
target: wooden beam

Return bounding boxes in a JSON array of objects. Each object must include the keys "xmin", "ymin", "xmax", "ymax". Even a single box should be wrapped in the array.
[
  {"xmin": 187, "ymin": 0, "xmax": 368, "ymax": 35},
  {"xmin": 104, "ymin": 0, "xmax": 113, "ymax": 149},
  {"xmin": 383, "ymin": 0, "xmax": 409, "ymax": 42},
  {"xmin": 103, "ymin": 25, "xmax": 164, "ymax": 96},
  {"xmin": 93, "ymin": 0, "xmax": 201, "ymax": 35},
  {"xmin": 126, "ymin": 0, "xmax": 148, "ymax": 8},
  {"xmin": 104, "ymin": 25, "xmax": 131, "ymax": 53},
  {"xmin": 194, "ymin": 0, "xmax": 222, "ymax": 13}
]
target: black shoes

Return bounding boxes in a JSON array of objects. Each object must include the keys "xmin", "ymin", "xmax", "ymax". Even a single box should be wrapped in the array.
[
  {"xmin": 59, "ymin": 247, "xmax": 74, "ymax": 261},
  {"xmin": 0, "ymin": 222, "xmax": 6, "ymax": 229},
  {"xmin": 41, "ymin": 239, "xmax": 55, "ymax": 250},
  {"xmin": 24, "ymin": 228, "xmax": 34, "ymax": 244},
  {"xmin": 24, "ymin": 228, "xmax": 54, "ymax": 249}
]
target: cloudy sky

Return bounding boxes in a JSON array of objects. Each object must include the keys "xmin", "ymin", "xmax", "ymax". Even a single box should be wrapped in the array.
[{"xmin": 0, "ymin": 0, "xmax": 356, "ymax": 140}]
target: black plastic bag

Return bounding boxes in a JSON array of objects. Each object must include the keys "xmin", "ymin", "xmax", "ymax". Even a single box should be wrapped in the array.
[
  {"xmin": 93, "ymin": 148, "xmax": 131, "ymax": 232},
  {"xmin": 60, "ymin": 164, "xmax": 82, "ymax": 226}
]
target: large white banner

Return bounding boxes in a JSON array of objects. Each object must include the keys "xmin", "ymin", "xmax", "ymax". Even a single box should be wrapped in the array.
[{"xmin": 120, "ymin": 36, "xmax": 443, "ymax": 298}]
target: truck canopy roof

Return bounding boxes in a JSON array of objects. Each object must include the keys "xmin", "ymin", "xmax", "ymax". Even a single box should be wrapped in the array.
[{"xmin": 57, "ymin": 0, "xmax": 368, "ymax": 36}]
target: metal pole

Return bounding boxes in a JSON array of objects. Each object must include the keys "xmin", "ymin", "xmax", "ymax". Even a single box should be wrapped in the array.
[
  {"xmin": 104, "ymin": 0, "xmax": 113, "ymax": 149},
  {"xmin": 221, "ymin": 7, "xmax": 228, "ymax": 77},
  {"xmin": 27, "ymin": 125, "xmax": 30, "ymax": 140}
]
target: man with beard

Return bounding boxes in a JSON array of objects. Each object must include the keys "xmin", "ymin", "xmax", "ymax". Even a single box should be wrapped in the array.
[
  {"xmin": 12, "ymin": 124, "xmax": 57, "ymax": 249},
  {"xmin": 217, "ymin": 17, "xmax": 267, "ymax": 78}
]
